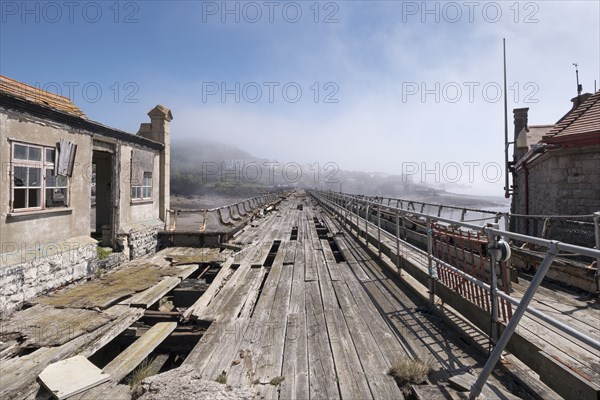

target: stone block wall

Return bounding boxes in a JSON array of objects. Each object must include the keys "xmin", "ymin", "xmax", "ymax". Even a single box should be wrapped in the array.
[
  {"xmin": 117, "ymin": 222, "xmax": 163, "ymax": 261},
  {"xmin": 512, "ymin": 145, "xmax": 600, "ymax": 246},
  {"xmin": 0, "ymin": 239, "xmax": 97, "ymax": 317}
]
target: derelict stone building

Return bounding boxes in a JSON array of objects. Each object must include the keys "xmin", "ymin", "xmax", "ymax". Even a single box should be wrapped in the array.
[{"xmin": 0, "ymin": 75, "xmax": 172, "ymax": 316}]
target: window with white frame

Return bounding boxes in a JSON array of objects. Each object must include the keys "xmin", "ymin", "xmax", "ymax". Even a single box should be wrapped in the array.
[
  {"xmin": 131, "ymin": 172, "xmax": 152, "ymax": 200},
  {"xmin": 11, "ymin": 142, "xmax": 69, "ymax": 211},
  {"xmin": 130, "ymin": 148, "xmax": 154, "ymax": 202}
]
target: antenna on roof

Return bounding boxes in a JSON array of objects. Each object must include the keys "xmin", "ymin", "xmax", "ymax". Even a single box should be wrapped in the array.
[{"xmin": 573, "ymin": 63, "xmax": 582, "ymax": 96}]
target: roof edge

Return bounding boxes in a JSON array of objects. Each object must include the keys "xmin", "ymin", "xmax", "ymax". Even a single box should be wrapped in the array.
[{"xmin": 0, "ymin": 92, "xmax": 164, "ymax": 151}]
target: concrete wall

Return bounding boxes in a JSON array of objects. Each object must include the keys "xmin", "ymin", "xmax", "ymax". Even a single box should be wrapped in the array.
[
  {"xmin": 116, "ymin": 144, "xmax": 162, "ymax": 258},
  {"xmin": 0, "ymin": 108, "xmax": 93, "ymax": 247}
]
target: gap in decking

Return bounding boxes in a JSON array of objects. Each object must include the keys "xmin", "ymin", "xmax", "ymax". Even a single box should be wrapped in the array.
[
  {"xmin": 249, "ymin": 239, "xmax": 282, "ymax": 317},
  {"xmin": 249, "ymin": 266, "xmax": 271, "ymax": 318},
  {"xmin": 263, "ymin": 240, "xmax": 282, "ymax": 268},
  {"xmin": 88, "ymin": 315, "xmax": 211, "ymax": 383},
  {"xmin": 290, "ymin": 227, "xmax": 298, "ymax": 240},
  {"xmin": 328, "ymin": 238, "xmax": 346, "ymax": 263}
]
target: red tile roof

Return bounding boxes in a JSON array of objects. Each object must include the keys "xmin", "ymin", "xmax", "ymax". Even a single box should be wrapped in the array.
[
  {"xmin": 0, "ymin": 75, "xmax": 87, "ymax": 118},
  {"xmin": 543, "ymin": 91, "xmax": 600, "ymax": 146}
]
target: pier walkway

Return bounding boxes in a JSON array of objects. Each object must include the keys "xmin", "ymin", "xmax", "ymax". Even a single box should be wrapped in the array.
[{"xmin": 1, "ymin": 191, "xmax": 598, "ymax": 399}]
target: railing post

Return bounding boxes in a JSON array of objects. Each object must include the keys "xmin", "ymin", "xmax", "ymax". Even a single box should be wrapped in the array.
[
  {"xmin": 594, "ymin": 212, "xmax": 600, "ymax": 293},
  {"xmin": 357, "ymin": 201, "xmax": 360, "ymax": 239},
  {"xmin": 487, "ymin": 224, "xmax": 500, "ymax": 345},
  {"xmin": 365, "ymin": 204, "xmax": 370, "ymax": 246},
  {"xmin": 469, "ymin": 242, "xmax": 559, "ymax": 399},
  {"xmin": 396, "ymin": 209, "xmax": 401, "ymax": 274},
  {"xmin": 426, "ymin": 217, "xmax": 435, "ymax": 304},
  {"xmin": 377, "ymin": 205, "xmax": 382, "ymax": 258}
]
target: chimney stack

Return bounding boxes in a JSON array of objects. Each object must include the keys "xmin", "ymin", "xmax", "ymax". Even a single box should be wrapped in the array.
[
  {"xmin": 139, "ymin": 105, "xmax": 173, "ymax": 222},
  {"xmin": 513, "ymin": 108, "xmax": 529, "ymax": 161}
]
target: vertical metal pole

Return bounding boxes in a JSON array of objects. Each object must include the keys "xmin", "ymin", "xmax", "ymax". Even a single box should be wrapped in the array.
[
  {"xmin": 357, "ymin": 201, "xmax": 360, "ymax": 239},
  {"xmin": 594, "ymin": 212, "xmax": 600, "ymax": 293},
  {"xmin": 426, "ymin": 217, "xmax": 435, "ymax": 304},
  {"xmin": 395, "ymin": 209, "xmax": 401, "ymax": 274},
  {"xmin": 365, "ymin": 204, "xmax": 370, "ymax": 246},
  {"xmin": 402, "ymin": 213, "xmax": 407, "ymax": 240},
  {"xmin": 487, "ymin": 225, "xmax": 500, "ymax": 345},
  {"xmin": 470, "ymin": 243, "xmax": 559, "ymax": 399},
  {"xmin": 377, "ymin": 205, "xmax": 382, "ymax": 258}
]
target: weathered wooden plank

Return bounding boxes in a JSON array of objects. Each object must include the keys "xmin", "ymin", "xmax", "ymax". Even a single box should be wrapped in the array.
[
  {"xmin": 305, "ymin": 281, "xmax": 340, "ymax": 400},
  {"xmin": 0, "ymin": 305, "xmax": 144, "ymax": 400},
  {"xmin": 412, "ymin": 384, "xmax": 454, "ymax": 400},
  {"xmin": 332, "ymin": 280, "xmax": 403, "ymax": 399},
  {"xmin": 239, "ymin": 267, "xmax": 268, "ymax": 318},
  {"xmin": 321, "ymin": 239, "xmax": 343, "ymax": 281},
  {"xmin": 334, "ymin": 235, "xmax": 371, "ymax": 282},
  {"xmin": 120, "ymin": 276, "xmax": 181, "ymax": 308},
  {"xmin": 254, "ymin": 265, "xmax": 293, "ymax": 383},
  {"xmin": 283, "ymin": 241, "xmax": 297, "ymax": 265},
  {"xmin": 1, "ymin": 304, "xmax": 114, "ymax": 348},
  {"xmin": 227, "ymin": 255, "xmax": 286, "ymax": 387},
  {"xmin": 198, "ymin": 263, "xmax": 252, "ymax": 321},
  {"xmin": 280, "ymin": 313, "xmax": 309, "ymax": 400},
  {"xmin": 304, "ymin": 238, "xmax": 317, "ymax": 282},
  {"xmin": 102, "ymin": 322, "xmax": 177, "ymax": 382},
  {"xmin": 324, "ymin": 307, "xmax": 373, "ymax": 400},
  {"xmin": 184, "ymin": 257, "xmax": 234, "ymax": 320},
  {"xmin": 201, "ymin": 318, "xmax": 251, "ymax": 381}
]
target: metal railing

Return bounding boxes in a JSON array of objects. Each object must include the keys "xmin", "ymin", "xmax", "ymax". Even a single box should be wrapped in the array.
[
  {"xmin": 166, "ymin": 193, "xmax": 281, "ymax": 232},
  {"xmin": 309, "ymin": 190, "xmax": 600, "ymax": 398}
]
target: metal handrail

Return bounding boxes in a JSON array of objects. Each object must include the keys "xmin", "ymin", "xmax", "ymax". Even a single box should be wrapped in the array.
[
  {"xmin": 319, "ymin": 190, "xmax": 600, "ymax": 258},
  {"xmin": 309, "ymin": 189, "xmax": 600, "ymax": 397}
]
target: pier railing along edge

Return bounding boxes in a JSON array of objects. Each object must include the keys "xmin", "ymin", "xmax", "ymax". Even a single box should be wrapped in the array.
[{"xmin": 309, "ymin": 189, "xmax": 600, "ymax": 399}]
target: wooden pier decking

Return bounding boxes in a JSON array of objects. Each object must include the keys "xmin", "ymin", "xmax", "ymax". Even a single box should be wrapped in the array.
[
  {"xmin": 181, "ymin": 192, "xmax": 528, "ymax": 399},
  {"xmin": 312, "ymin": 190, "xmax": 600, "ymax": 400},
  {"xmin": 2, "ymin": 191, "xmax": 598, "ymax": 399}
]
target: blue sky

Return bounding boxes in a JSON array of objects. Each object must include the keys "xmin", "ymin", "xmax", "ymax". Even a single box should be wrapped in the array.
[{"xmin": 1, "ymin": 1, "xmax": 599, "ymax": 195}]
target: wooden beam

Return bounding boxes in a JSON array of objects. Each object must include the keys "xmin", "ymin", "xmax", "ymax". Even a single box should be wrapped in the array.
[{"xmin": 102, "ymin": 322, "xmax": 177, "ymax": 382}]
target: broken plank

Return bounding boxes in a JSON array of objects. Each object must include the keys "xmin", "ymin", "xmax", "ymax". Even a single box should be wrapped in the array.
[
  {"xmin": 120, "ymin": 276, "xmax": 181, "ymax": 308},
  {"xmin": 1, "ymin": 304, "xmax": 114, "ymax": 348},
  {"xmin": 0, "ymin": 305, "xmax": 144, "ymax": 400},
  {"xmin": 183, "ymin": 257, "xmax": 234, "ymax": 321},
  {"xmin": 102, "ymin": 322, "xmax": 177, "ymax": 382}
]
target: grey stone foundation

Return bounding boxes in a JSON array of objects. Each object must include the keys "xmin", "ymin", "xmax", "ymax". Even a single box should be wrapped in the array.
[
  {"xmin": 0, "ymin": 236, "xmax": 98, "ymax": 317},
  {"xmin": 118, "ymin": 220, "xmax": 164, "ymax": 260}
]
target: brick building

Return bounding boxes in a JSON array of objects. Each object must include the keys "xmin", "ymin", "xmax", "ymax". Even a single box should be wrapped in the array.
[{"xmin": 510, "ymin": 91, "xmax": 600, "ymax": 246}]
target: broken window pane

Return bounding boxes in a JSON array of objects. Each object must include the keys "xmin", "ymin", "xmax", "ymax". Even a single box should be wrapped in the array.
[{"xmin": 14, "ymin": 166, "xmax": 27, "ymax": 186}]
